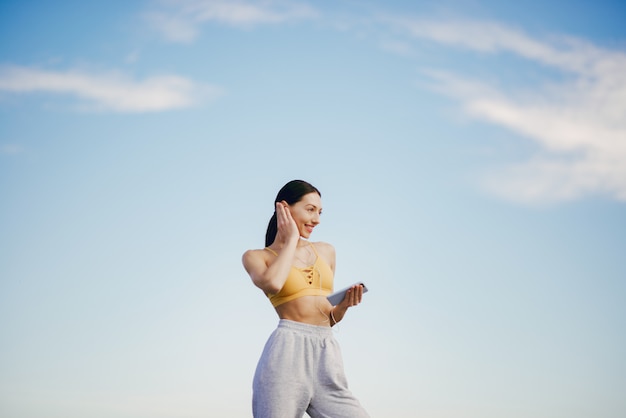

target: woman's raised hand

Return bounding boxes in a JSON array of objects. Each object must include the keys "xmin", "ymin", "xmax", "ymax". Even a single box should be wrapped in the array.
[{"xmin": 276, "ymin": 201, "xmax": 299, "ymax": 244}]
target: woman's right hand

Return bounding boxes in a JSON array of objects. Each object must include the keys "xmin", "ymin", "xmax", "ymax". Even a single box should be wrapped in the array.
[{"xmin": 275, "ymin": 201, "xmax": 299, "ymax": 244}]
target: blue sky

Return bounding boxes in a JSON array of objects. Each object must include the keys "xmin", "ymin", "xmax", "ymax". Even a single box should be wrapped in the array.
[{"xmin": 1, "ymin": 1, "xmax": 625, "ymax": 417}]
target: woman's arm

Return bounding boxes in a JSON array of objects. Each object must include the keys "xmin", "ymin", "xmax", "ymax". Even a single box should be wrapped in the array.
[
  {"xmin": 242, "ymin": 202, "xmax": 300, "ymax": 294},
  {"xmin": 242, "ymin": 244, "xmax": 294, "ymax": 294}
]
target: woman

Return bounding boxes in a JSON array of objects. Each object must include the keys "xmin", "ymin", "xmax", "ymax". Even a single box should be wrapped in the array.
[{"xmin": 242, "ymin": 179, "xmax": 369, "ymax": 418}]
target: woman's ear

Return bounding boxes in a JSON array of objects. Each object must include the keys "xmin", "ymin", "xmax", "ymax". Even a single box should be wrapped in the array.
[{"xmin": 281, "ymin": 200, "xmax": 294, "ymax": 215}]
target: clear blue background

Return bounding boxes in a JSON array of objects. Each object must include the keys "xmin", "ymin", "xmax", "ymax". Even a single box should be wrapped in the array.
[{"xmin": 1, "ymin": 1, "xmax": 625, "ymax": 417}]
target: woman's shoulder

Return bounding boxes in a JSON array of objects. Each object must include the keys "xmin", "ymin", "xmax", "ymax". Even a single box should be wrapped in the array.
[
  {"xmin": 242, "ymin": 247, "xmax": 272, "ymax": 265},
  {"xmin": 311, "ymin": 241, "xmax": 335, "ymax": 258},
  {"xmin": 312, "ymin": 241, "xmax": 334, "ymax": 251}
]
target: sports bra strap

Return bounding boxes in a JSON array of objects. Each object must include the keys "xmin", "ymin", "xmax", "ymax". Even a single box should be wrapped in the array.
[{"xmin": 265, "ymin": 243, "xmax": 317, "ymax": 257}]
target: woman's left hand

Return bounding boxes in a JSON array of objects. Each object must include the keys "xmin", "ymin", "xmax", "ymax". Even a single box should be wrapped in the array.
[
  {"xmin": 341, "ymin": 284, "xmax": 364, "ymax": 307},
  {"xmin": 331, "ymin": 284, "xmax": 364, "ymax": 324}
]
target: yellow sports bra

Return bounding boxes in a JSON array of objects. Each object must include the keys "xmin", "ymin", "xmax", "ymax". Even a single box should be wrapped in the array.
[{"xmin": 264, "ymin": 243, "xmax": 334, "ymax": 308}]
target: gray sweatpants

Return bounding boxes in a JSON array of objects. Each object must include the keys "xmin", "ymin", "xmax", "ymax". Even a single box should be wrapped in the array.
[{"xmin": 253, "ymin": 319, "xmax": 369, "ymax": 418}]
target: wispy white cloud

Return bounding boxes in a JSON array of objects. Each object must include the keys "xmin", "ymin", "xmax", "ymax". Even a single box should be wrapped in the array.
[
  {"xmin": 383, "ymin": 17, "xmax": 626, "ymax": 204},
  {"xmin": 139, "ymin": 3, "xmax": 626, "ymax": 204},
  {"xmin": 0, "ymin": 65, "xmax": 222, "ymax": 112},
  {"xmin": 386, "ymin": 19, "xmax": 604, "ymax": 74},
  {"xmin": 148, "ymin": 0, "xmax": 318, "ymax": 42},
  {"xmin": 145, "ymin": 12, "xmax": 200, "ymax": 43}
]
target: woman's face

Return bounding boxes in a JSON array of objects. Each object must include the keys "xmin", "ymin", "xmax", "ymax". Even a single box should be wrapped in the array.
[{"xmin": 288, "ymin": 192, "xmax": 322, "ymax": 239}]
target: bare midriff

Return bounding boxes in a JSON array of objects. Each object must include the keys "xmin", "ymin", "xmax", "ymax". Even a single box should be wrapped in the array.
[{"xmin": 275, "ymin": 295, "xmax": 334, "ymax": 326}]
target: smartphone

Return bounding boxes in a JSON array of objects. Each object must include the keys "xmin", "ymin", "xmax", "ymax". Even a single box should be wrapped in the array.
[{"xmin": 326, "ymin": 282, "xmax": 368, "ymax": 306}]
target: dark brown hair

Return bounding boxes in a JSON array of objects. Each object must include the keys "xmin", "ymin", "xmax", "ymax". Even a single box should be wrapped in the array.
[{"xmin": 265, "ymin": 180, "xmax": 321, "ymax": 247}]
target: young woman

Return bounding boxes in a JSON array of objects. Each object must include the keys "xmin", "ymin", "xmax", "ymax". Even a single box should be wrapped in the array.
[{"xmin": 242, "ymin": 179, "xmax": 369, "ymax": 418}]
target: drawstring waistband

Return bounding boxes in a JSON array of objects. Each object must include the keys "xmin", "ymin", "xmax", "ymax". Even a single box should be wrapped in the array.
[{"xmin": 277, "ymin": 319, "xmax": 333, "ymax": 338}]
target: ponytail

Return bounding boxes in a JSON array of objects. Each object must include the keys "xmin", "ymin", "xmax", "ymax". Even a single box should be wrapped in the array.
[{"xmin": 265, "ymin": 212, "xmax": 278, "ymax": 247}]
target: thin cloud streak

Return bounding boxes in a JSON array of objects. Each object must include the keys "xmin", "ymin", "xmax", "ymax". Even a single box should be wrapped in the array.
[
  {"xmin": 387, "ymin": 18, "xmax": 605, "ymax": 74},
  {"xmin": 148, "ymin": 0, "xmax": 318, "ymax": 42},
  {"xmin": 385, "ymin": 17, "xmax": 626, "ymax": 204},
  {"xmin": 143, "ymin": 3, "xmax": 626, "ymax": 204},
  {"xmin": 0, "ymin": 66, "xmax": 222, "ymax": 112}
]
